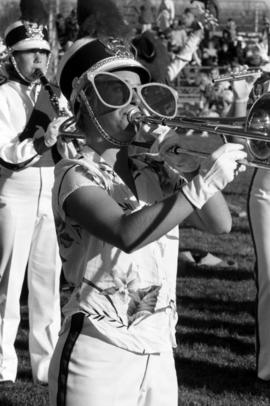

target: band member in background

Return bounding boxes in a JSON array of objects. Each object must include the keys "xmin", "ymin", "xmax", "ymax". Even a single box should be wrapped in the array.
[
  {"xmin": 0, "ymin": 0, "xmax": 70, "ymax": 384},
  {"xmin": 219, "ymin": 65, "xmax": 270, "ymax": 386},
  {"xmin": 48, "ymin": 35, "xmax": 247, "ymax": 406},
  {"xmin": 246, "ymin": 73, "xmax": 270, "ymax": 386}
]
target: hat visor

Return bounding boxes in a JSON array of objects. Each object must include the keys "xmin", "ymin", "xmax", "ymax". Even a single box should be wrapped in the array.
[{"xmin": 10, "ymin": 39, "xmax": 50, "ymax": 52}]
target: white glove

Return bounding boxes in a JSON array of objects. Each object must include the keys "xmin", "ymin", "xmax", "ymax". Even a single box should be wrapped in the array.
[
  {"xmin": 44, "ymin": 116, "xmax": 68, "ymax": 148},
  {"xmin": 181, "ymin": 143, "xmax": 247, "ymax": 209}
]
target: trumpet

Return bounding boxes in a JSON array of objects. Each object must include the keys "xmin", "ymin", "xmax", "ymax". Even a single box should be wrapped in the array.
[
  {"xmin": 59, "ymin": 93, "xmax": 270, "ymax": 169},
  {"xmin": 212, "ymin": 68, "xmax": 262, "ymax": 83}
]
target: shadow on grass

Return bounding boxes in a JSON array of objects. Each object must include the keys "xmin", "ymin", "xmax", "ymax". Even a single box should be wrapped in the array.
[
  {"xmin": 0, "ymin": 397, "xmax": 14, "ymax": 406},
  {"xmin": 16, "ymin": 368, "xmax": 32, "ymax": 381},
  {"xmin": 177, "ymin": 330, "xmax": 254, "ymax": 356},
  {"xmin": 179, "ymin": 315, "xmax": 254, "ymax": 337},
  {"xmin": 178, "ymin": 264, "xmax": 254, "ymax": 281},
  {"xmin": 178, "ymin": 296, "xmax": 255, "ymax": 317},
  {"xmin": 175, "ymin": 356, "xmax": 269, "ymax": 398}
]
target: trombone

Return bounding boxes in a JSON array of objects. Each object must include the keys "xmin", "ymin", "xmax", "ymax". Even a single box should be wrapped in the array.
[{"xmin": 60, "ymin": 92, "xmax": 270, "ymax": 170}]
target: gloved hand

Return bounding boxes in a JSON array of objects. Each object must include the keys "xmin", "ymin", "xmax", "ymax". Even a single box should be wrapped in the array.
[
  {"xmin": 181, "ymin": 143, "xmax": 247, "ymax": 209},
  {"xmin": 44, "ymin": 116, "xmax": 68, "ymax": 148}
]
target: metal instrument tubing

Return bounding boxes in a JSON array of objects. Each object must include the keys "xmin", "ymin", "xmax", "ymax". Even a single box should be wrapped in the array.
[
  {"xmin": 138, "ymin": 115, "xmax": 269, "ymax": 143},
  {"xmin": 213, "ymin": 68, "xmax": 262, "ymax": 83}
]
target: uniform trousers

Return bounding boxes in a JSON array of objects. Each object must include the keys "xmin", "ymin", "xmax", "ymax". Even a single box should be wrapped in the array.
[
  {"xmin": 248, "ymin": 168, "xmax": 270, "ymax": 381},
  {"xmin": 0, "ymin": 165, "xmax": 61, "ymax": 383},
  {"xmin": 48, "ymin": 313, "xmax": 178, "ymax": 406}
]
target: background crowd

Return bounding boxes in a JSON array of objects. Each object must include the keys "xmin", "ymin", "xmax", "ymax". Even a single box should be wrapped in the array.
[{"xmin": 51, "ymin": 1, "xmax": 270, "ymax": 122}]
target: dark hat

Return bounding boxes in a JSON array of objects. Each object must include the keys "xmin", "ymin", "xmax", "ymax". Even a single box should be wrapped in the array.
[
  {"xmin": 4, "ymin": 0, "xmax": 50, "ymax": 52},
  {"xmin": 57, "ymin": 36, "xmax": 151, "ymax": 105},
  {"xmin": 132, "ymin": 31, "xmax": 171, "ymax": 83},
  {"xmin": 5, "ymin": 21, "xmax": 50, "ymax": 52},
  {"xmin": 77, "ymin": 0, "xmax": 132, "ymax": 40}
]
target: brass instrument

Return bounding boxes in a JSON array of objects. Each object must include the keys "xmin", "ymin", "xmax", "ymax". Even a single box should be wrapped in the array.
[
  {"xmin": 212, "ymin": 68, "xmax": 262, "ymax": 83},
  {"xmin": 59, "ymin": 93, "xmax": 270, "ymax": 169}
]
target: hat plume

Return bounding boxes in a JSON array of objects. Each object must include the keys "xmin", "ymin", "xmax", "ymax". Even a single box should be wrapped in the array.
[
  {"xmin": 20, "ymin": 0, "xmax": 48, "ymax": 25},
  {"xmin": 77, "ymin": 0, "xmax": 132, "ymax": 40}
]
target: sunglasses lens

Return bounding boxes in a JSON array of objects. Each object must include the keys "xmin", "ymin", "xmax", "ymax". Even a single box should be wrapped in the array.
[
  {"xmin": 94, "ymin": 74, "xmax": 130, "ymax": 107},
  {"xmin": 141, "ymin": 85, "xmax": 177, "ymax": 117}
]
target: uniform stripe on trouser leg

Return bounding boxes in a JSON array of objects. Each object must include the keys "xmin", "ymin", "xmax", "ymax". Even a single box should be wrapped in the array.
[{"xmin": 56, "ymin": 313, "xmax": 84, "ymax": 406}]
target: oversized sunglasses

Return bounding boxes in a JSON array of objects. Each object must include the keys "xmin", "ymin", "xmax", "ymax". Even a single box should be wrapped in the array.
[{"xmin": 83, "ymin": 71, "xmax": 178, "ymax": 118}]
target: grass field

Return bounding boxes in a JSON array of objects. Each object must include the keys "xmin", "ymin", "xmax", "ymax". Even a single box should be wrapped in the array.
[{"xmin": 1, "ymin": 133, "xmax": 269, "ymax": 405}]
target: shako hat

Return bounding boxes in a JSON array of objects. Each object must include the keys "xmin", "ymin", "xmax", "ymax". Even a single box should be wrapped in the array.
[
  {"xmin": 4, "ymin": 0, "xmax": 50, "ymax": 52},
  {"xmin": 57, "ymin": 0, "xmax": 150, "ymax": 106},
  {"xmin": 57, "ymin": 36, "xmax": 151, "ymax": 106}
]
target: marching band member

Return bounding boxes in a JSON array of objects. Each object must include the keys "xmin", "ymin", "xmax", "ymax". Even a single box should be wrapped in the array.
[
  {"xmin": 216, "ymin": 65, "xmax": 270, "ymax": 385},
  {"xmin": 0, "ymin": 0, "xmax": 70, "ymax": 384},
  {"xmin": 48, "ymin": 35, "xmax": 247, "ymax": 406},
  {"xmin": 246, "ymin": 73, "xmax": 270, "ymax": 385}
]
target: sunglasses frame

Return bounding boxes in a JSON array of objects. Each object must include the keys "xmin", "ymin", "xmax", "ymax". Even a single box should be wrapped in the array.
[{"xmin": 82, "ymin": 71, "xmax": 178, "ymax": 119}]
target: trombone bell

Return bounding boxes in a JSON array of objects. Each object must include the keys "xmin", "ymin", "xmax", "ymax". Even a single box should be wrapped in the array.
[{"xmin": 245, "ymin": 93, "xmax": 270, "ymax": 165}]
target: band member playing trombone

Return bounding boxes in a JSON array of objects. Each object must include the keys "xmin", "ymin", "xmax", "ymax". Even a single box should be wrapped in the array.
[
  {"xmin": 0, "ymin": 0, "xmax": 70, "ymax": 384},
  {"xmin": 48, "ymin": 35, "xmax": 247, "ymax": 406}
]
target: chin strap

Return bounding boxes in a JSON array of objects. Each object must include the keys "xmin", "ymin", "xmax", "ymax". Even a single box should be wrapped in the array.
[
  {"xmin": 79, "ymin": 89, "xmax": 132, "ymax": 147},
  {"xmin": 10, "ymin": 52, "xmax": 51, "ymax": 86}
]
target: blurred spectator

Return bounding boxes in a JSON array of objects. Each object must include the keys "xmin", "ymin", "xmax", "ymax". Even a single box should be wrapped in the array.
[
  {"xmin": 234, "ymin": 36, "xmax": 248, "ymax": 65},
  {"xmin": 168, "ymin": 19, "xmax": 188, "ymax": 53},
  {"xmin": 138, "ymin": 0, "xmax": 157, "ymax": 33},
  {"xmin": 195, "ymin": 69, "xmax": 215, "ymax": 111},
  {"xmin": 159, "ymin": 0, "xmax": 175, "ymax": 22},
  {"xmin": 157, "ymin": 0, "xmax": 175, "ymax": 34},
  {"xmin": 182, "ymin": 7, "xmax": 199, "ymax": 33},
  {"xmin": 261, "ymin": 16, "xmax": 270, "ymax": 56},
  {"xmin": 224, "ymin": 18, "xmax": 238, "ymax": 44},
  {"xmin": 217, "ymin": 39, "xmax": 234, "ymax": 67},
  {"xmin": 65, "ymin": 8, "xmax": 79, "ymax": 45},
  {"xmin": 215, "ymin": 88, "xmax": 234, "ymax": 117},
  {"xmin": 55, "ymin": 13, "xmax": 67, "ymax": 50},
  {"xmin": 245, "ymin": 40, "xmax": 270, "ymax": 69},
  {"xmin": 156, "ymin": 9, "xmax": 171, "ymax": 35},
  {"xmin": 201, "ymin": 38, "xmax": 218, "ymax": 66},
  {"xmin": 190, "ymin": 0, "xmax": 205, "ymax": 15},
  {"xmin": 181, "ymin": 8, "xmax": 203, "ymax": 65}
]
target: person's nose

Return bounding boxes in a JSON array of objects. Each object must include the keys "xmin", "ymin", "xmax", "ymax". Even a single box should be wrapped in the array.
[
  {"xmin": 130, "ymin": 89, "xmax": 141, "ymax": 106},
  {"xmin": 33, "ymin": 51, "xmax": 42, "ymax": 62}
]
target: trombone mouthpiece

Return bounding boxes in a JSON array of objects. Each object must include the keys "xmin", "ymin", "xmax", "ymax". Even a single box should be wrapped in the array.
[{"xmin": 127, "ymin": 109, "xmax": 142, "ymax": 124}]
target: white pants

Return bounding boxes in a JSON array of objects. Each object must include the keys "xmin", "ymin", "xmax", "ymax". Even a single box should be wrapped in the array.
[
  {"xmin": 248, "ymin": 168, "xmax": 270, "ymax": 381},
  {"xmin": 0, "ymin": 166, "xmax": 61, "ymax": 383},
  {"xmin": 49, "ymin": 313, "xmax": 178, "ymax": 406}
]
